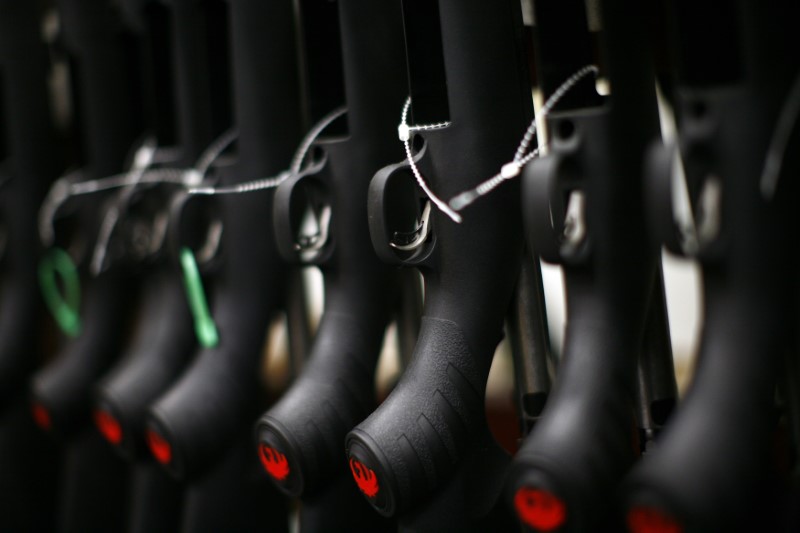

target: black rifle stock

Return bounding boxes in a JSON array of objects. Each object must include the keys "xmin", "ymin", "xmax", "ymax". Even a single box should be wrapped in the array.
[
  {"xmin": 346, "ymin": 0, "xmax": 531, "ymax": 529},
  {"xmin": 623, "ymin": 2, "xmax": 800, "ymax": 532},
  {"xmin": 92, "ymin": 0, "xmax": 195, "ymax": 466},
  {"xmin": 147, "ymin": 0, "xmax": 304, "ymax": 531},
  {"xmin": 144, "ymin": 9, "xmax": 297, "ymax": 524},
  {"xmin": 133, "ymin": 2, "xmax": 296, "ymax": 530},
  {"xmin": 84, "ymin": 2, "xmax": 220, "ymax": 530},
  {"xmin": 256, "ymin": 0, "xmax": 405, "ymax": 530},
  {"xmin": 94, "ymin": 270, "xmax": 191, "ymax": 533},
  {"xmin": 508, "ymin": 0, "xmax": 667, "ymax": 530},
  {"xmin": 30, "ymin": 0, "xmax": 143, "ymax": 438},
  {"xmin": 28, "ymin": 1, "xmax": 145, "ymax": 530},
  {"xmin": 0, "ymin": 0, "xmax": 58, "ymax": 405},
  {"xmin": 0, "ymin": 1, "xmax": 62, "ymax": 529},
  {"xmin": 136, "ymin": 0, "xmax": 231, "ymax": 480}
]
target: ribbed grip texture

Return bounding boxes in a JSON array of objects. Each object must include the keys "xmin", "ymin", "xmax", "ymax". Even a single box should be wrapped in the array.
[
  {"xmin": 258, "ymin": 310, "xmax": 386, "ymax": 496},
  {"xmin": 346, "ymin": 317, "xmax": 488, "ymax": 516}
]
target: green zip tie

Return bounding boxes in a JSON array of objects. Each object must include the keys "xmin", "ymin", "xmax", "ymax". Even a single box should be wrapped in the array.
[
  {"xmin": 39, "ymin": 247, "xmax": 82, "ymax": 337},
  {"xmin": 180, "ymin": 247, "xmax": 219, "ymax": 348}
]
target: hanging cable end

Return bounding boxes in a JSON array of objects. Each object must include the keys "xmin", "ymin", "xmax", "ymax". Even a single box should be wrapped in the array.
[{"xmin": 443, "ymin": 206, "xmax": 463, "ymax": 224}]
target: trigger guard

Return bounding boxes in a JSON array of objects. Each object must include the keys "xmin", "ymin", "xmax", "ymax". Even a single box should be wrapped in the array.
[
  {"xmin": 523, "ymin": 154, "xmax": 567, "ymax": 265},
  {"xmin": 167, "ymin": 189, "xmax": 223, "ymax": 275},
  {"xmin": 273, "ymin": 161, "xmax": 333, "ymax": 265},
  {"xmin": 368, "ymin": 159, "xmax": 435, "ymax": 267},
  {"xmin": 646, "ymin": 143, "xmax": 684, "ymax": 256}
]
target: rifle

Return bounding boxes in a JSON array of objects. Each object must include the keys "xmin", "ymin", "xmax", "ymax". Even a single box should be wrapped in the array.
[
  {"xmin": 95, "ymin": 1, "xmax": 237, "ymax": 459},
  {"xmin": 0, "ymin": 1, "xmax": 60, "ymax": 406},
  {"xmin": 0, "ymin": 0, "xmax": 61, "ymax": 528},
  {"xmin": 86, "ymin": 1, "xmax": 205, "ymax": 530},
  {"xmin": 141, "ymin": 0, "xmax": 303, "ymax": 528},
  {"xmin": 507, "ymin": 0, "xmax": 671, "ymax": 530},
  {"xmin": 346, "ymin": 0, "xmax": 532, "ymax": 529},
  {"xmin": 623, "ymin": 2, "xmax": 800, "ymax": 531},
  {"xmin": 30, "ymin": 0, "xmax": 146, "ymax": 529},
  {"xmin": 254, "ymin": 1, "xmax": 407, "ymax": 530}
]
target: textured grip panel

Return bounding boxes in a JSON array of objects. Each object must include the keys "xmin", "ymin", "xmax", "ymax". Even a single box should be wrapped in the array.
[
  {"xmin": 142, "ymin": 0, "xmax": 299, "ymax": 480},
  {"xmin": 621, "ymin": 3, "xmax": 800, "ymax": 531},
  {"xmin": 31, "ymin": 272, "xmax": 133, "ymax": 436},
  {"xmin": 257, "ymin": 311, "xmax": 384, "ymax": 496},
  {"xmin": 623, "ymin": 295, "xmax": 785, "ymax": 533},
  {"xmin": 509, "ymin": 314, "xmax": 639, "ymax": 532},
  {"xmin": 144, "ymin": 319, "xmax": 270, "ymax": 481},
  {"xmin": 346, "ymin": 317, "xmax": 489, "ymax": 516},
  {"xmin": 94, "ymin": 271, "xmax": 195, "ymax": 459}
]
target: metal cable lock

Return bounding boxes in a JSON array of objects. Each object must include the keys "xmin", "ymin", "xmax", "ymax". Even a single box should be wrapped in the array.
[{"xmin": 397, "ymin": 65, "xmax": 599, "ymax": 223}]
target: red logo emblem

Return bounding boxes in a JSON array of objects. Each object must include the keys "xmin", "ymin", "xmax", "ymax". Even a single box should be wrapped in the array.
[
  {"xmin": 146, "ymin": 429, "xmax": 172, "ymax": 465},
  {"xmin": 627, "ymin": 506, "xmax": 683, "ymax": 533},
  {"xmin": 94, "ymin": 410, "xmax": 123, "ymax": 445},
  {"xmin": 514, "ymin": 487, "xmax": 567, "ymax": 531},
  {"xmin": 349, "ymin": 457, "xmax": 379, "ymax": 498},
  {"xmin": 31, "ymin": 403, "xmax": 51, "ymax": 430},
  {"xmin": 259, "ymin": 445, "xmax": 290, "ymax": 481}
]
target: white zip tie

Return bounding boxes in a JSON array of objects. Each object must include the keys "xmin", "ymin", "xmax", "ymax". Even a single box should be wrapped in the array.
[
  {"xmin": 189, "ymin": 106, "xmax": 347, "ymax": 196},
  {"xmin": 290, "ymin": 107, "xmax": 347, "ymax": 175},
  {"xmin": 39, "ymin": 127, "xmax": 241, "ymax": 256},
  {"xmin": 39, "ymin": 136, "xmax": 158, "ymax": 246},
  {"xmin": 90, "ymin": 129, "xmax": 240, "ymax": 273},
  {"xmin": 194, "ymin": 128, "xmax": 238, "ymax": 176},
  {"xmin": 448, "ymin": 65, "xmax": 599, "ymax": 214},
  {"xmin": 67, "ymin": 136, "xmax": 159, "ymax": 197},
  {"xmin": 67, "ymin": 168, "xmax": 189, "ymax": 196},
  {"xmin": 39, "ymin": 169, "xmax": 83, "ymax": 247},
  {"xmin": 398, "ymin": 97, "xmax": 461, "ymax": 223},
  {"xmin": 188, "ymin": 170, "xmax": 293, "ymax": 195}
]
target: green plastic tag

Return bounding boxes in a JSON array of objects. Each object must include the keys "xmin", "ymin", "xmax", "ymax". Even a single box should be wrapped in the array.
[
  {"xmin": 39, "ymin": 247, "xmax": 82, "ymax": 337},
  {"xmin": 180, "ymin": 247, "xmax": 219, "ymax": 348}
]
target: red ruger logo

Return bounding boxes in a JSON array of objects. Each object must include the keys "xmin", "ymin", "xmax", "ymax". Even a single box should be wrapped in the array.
[
  {"xmin": 94, "ymin": 410, "xmax": 123, "ymax": 445},
  {"xmin": 259, "ymin": 445, "xmax": 290, "ymax": 481},
  {"xmin": 31, "ymin": 403, "xmax": 51, "ymax": 430},
  {"xmin": 146, "ymin": 430, "xmax": 172, "ymax": 465},
  {"xmin": 627, "ymin": 506, "xmax": 683, "ymax": 533},
  {"xmin": 514, "ymin": 487, "xmax": 566, "ymax": 531},
  {"xmin": 349, "ymin": 457, "xmax": 379, "ymax": 498}
]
